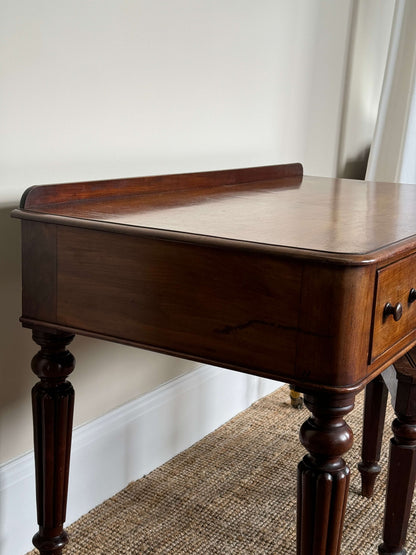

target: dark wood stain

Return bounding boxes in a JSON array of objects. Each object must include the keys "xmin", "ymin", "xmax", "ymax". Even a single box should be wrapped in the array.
[
  {"xmin": 21, "ymin": 220, "xmax": 57, "ymax": 324},
  {"xmin": 56, "ymin": 226, "xmax": 302, "ymax": 381},
  {"xmin": 12, "ymin": 163, "xmax": 416, "ymax": 554}
]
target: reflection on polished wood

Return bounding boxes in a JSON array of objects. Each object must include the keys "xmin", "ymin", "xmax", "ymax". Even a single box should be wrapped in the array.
[
  {"xmin": 13, "ymin": 163, "xmax": 416, "ymax": 554},
  {"xmin": 19, "ymin": 167, "xmax": 416, "ymax": 258}
]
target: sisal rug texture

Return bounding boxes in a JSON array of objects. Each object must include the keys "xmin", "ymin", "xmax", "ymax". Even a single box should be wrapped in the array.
[{"xmin": 27, "ymin": 385, "xmax": 416, "ymax": 554}]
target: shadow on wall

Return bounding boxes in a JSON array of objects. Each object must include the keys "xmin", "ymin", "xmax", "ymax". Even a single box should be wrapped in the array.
[
  {"xmin": 0, "ymin": 204, "xmax": 38, "ymax": 458},
  {"xmin": 0, "ymin": 204, "xmax": 35, "ymax": 400}
]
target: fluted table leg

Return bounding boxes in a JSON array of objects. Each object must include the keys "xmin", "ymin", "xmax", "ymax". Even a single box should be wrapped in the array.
[
  {"xmin": 358, "ymin": 375, "xmax": 388, "ymax": 498},
  {"xmin": 379, "ymin": 366, "xmax": 416, "ymax": 555},
  {"xmin": 31, "ymin": 329, "xmax": 75, "ymax": 555},
  {"xmin": 297, "ymin": 392, "xmax": 354, "ymax": 555}
]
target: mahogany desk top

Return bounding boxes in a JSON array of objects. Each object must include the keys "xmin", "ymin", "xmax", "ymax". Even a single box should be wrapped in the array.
[
  {"xmin": 13, "ymin": 162, "xmax": 416, "ymax": 392},
  {"xmin": 12, "ymin": 163, "xmax": 416, "ymax": 554}
]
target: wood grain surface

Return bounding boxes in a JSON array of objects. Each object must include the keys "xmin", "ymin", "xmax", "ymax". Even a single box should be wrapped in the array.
[{"xmin": 16, "ymin": 169, "xmax": 416, "ymax": 259}]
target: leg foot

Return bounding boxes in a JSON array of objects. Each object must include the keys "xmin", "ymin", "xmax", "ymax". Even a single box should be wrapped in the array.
[
  {"xmin": 379, "ymin": 361, "xmax": 416, "ymax": 555},
  {"xmin": 290, "ymin": 385, "xmax": 304, "ymax": 409},
  {"xmin": 358, "ymin": 375, "xmax": 388, "ymax": 497},
  {"xmin": 297, "ymin": 392, "xmax": 354, "ymax": 555},
  {"xmin": 32, "ymin": 530, "xmax": 68, "ymax": 555},
  {"xmin": 378, "ymin": 545, "xmax": 406, "ymax": 555},
  {"xmin": 31, "ymin": 329, "xmax": 75, "ymax": 554}
]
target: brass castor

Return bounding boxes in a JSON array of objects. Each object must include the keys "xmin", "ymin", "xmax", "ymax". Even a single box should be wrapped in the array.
[{"xmin": 290, "ymin": 385, "xmax": 304, "ymax": 409}]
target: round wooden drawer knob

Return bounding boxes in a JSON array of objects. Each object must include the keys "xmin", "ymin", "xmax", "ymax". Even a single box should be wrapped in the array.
[
  {"xmin": 409, "ymin": 288, "xmax": 416, "ymax": 303},
  {"xmin": 383, "ymin": 302, "xmax": 403, "ymax": 321}
]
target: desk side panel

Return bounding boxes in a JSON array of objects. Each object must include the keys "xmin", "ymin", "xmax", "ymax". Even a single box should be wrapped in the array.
[
  {"xmin": 55, "ymin": 227, "xmax": 302, "ymax": 379},
  {"xmin": 21, "ymin": 220, "xmax": 57, "ymax": 323}
]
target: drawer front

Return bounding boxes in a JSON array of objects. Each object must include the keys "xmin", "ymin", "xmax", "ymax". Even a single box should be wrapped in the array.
[{"xmin": 372, "ymin": 253, "xmax": 416, "ymax": 361}]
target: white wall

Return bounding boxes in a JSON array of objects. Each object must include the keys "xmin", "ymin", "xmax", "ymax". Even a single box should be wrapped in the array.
[{"xmin": 0, "ymin": 0, "xmax": 392, "ymax": 464}]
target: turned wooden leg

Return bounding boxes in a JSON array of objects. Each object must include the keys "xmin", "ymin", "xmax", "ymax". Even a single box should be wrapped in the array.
[
  {"xmin": 378, "ymin": 366, "xmax": 416, "ymax": 555},
  {"xmin": 297, "ymin": 392, "xmax": 354, "ymax": 555},
  {"xmin": 31, "ymin": 329, "xmax": 75, "ymax": 555},
  {"xmin": 358, "ymin": 375, "xmax": 388, "ymax": 498}
]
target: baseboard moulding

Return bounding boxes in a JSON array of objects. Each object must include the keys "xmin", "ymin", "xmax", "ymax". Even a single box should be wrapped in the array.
[{"xmin": 0, "ymin": 364, "xmax": 282, "ymax": 554}]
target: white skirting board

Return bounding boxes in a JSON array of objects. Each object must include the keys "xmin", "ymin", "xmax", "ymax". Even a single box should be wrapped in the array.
[{"xmin": 0, "ymin": 365, "xmax": 282, "ymax": 555}]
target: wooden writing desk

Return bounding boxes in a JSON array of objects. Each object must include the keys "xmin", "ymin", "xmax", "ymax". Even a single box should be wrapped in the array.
[{"xmin": 13, "ymin": 163, "xmax": 416, "ymax": 554}]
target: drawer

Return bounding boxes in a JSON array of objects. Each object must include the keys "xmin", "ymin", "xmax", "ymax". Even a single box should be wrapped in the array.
[{"xmin": 372, "ymin": 253, "xmax": 416, "ymax": 361}]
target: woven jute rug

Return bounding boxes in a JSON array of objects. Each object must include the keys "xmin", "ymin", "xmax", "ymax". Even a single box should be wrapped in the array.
[{"xmin": 27, "ymin": 385, "xmax": 416, "ymax": 554}]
